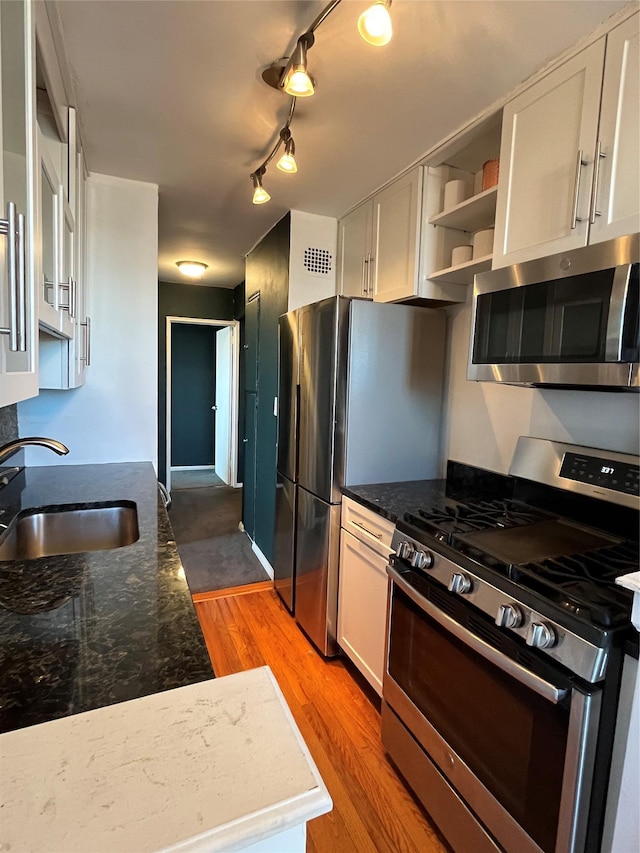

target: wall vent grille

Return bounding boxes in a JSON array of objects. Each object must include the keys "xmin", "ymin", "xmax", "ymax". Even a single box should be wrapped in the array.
[{"xmin": 303, "ymin": 247, "xmax": 332, "ymax": 276}]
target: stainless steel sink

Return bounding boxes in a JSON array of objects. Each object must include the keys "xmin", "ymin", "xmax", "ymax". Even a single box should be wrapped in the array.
[{"xmin": 0, "ymin": 501, "xmax": 140, "ymax": 560}]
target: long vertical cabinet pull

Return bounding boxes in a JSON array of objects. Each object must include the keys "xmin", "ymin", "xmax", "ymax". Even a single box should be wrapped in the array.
[
  {"xmin": 589, "ymin": 141, "xmax": 605, "ymax": 224},
  {"xmin": 571, "ymin": 149, "xmax": 587, "ymax": 229},
  {"xmin": 367, "ymin": 254, "xmax": 374, "ymax": 298},
  {"xmin": 16, "ymin": 213, "xmax": 26, "ymax": 351},
  {"xmin": 361, "ymin": 255, "xmax": 368, "ymax": 295},
  {"xmin": 0, "ymin": 201, "xmax": 26, "ymax": 352},
  {"xmin": 81, "ymin": 316, "xmax": 91, "ymax": 366}
]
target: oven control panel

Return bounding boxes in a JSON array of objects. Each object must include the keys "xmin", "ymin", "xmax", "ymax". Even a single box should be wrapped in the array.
[
  {"xmin": 560, "ymin": 452, "xmax": 640, "ymax": 496},
  {"xmin": 391, "ymin": 529, "xmax": 607, "ymax": 683}
]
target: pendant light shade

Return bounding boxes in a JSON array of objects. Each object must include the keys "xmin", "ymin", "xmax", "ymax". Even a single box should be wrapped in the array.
[{"xmin": 358, "ymin": 0, "xmax": 393, "ymax": 46}]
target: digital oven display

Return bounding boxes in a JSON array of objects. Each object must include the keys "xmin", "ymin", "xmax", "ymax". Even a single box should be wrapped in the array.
[{"xmin": 560, "ymin": 453, "xmax": 640, "ymax": 496}]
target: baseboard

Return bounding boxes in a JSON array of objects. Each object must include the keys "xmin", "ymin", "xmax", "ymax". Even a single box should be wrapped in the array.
[
  {"xmin": 251, "ymin": 541, "xmax": 274, "ymax": 580},
  {"xmin": 171, "ymin": 465, "xmax": 215, "ymax": 471}
]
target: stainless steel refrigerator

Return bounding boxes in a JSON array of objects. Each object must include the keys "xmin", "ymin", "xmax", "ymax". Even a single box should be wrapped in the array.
[{"xmin": 274, "ymin": 296, "xmax": 445, "ymax": 655}]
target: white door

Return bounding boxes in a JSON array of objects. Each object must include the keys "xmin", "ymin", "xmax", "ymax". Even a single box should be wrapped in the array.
[
  {"xmin": 589, "ymin": 13, "xmax": 640, "ymax": 245},
  {"xmin": 492, "ymin": 39, "xmax": 605, "ymax": 268},
  {"xmin": 214, "ymin": 326, "xmax": 232, "ymax": 485}
]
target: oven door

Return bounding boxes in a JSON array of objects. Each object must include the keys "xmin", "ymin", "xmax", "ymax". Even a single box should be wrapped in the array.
[{"xmin": 382, "ymin": 566, "xmax": 602, "ymax": 853}]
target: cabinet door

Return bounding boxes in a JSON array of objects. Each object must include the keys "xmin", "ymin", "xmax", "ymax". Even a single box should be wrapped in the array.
[
  {"xmin": 0, "ymin": 0, "xmax": 38, "ymax": 406},
  {"xmin": 337, "ymin": 200, "xmax": 371, "ymax": 298},
  {"xmin": 589, "ymin": 13, "xmax": 640, "ymax": 245},
  {"xmin": 493, "ymin": 40, "xmax": 605, "ymax": 269},
  {"xmin": 371, "ymin": 167, "xmax": 422, "ymax": 302},
  {"xmin": 338, "ymin": 529, "xmax": 390, "ymax": 696}
]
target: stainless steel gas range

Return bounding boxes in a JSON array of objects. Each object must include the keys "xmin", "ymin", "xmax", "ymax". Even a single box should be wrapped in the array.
[{"xmin": 381, "ymin": 437, "xmax": 639, "ymax": 853}]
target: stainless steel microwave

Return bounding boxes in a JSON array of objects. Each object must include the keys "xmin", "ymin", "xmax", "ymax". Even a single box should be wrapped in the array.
[{"xmin": 468, "ymin": 234, "xmax": 639, "ymax": 390}]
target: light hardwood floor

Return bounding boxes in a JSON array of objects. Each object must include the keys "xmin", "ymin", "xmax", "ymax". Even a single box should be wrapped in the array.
[{"xmin": 194, "ymin": 585, "xmax": 450, "ymax": 853}]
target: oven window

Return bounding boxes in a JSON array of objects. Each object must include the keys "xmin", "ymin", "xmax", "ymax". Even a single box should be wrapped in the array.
[{"xmin": 388, "ymin": 587, "xmax": 570, "ymax": 852}]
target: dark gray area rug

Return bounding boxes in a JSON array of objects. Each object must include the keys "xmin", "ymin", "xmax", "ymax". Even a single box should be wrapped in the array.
[{"xmin": 168, "ymin": 486, "xmax": 269, "ymax": 594}]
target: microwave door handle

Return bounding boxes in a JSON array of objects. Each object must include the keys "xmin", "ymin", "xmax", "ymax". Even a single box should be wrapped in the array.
[
  {"xmin": 388, "ymin": 565, "xmax": 568, "ymax": 704},
  {"xmin": 605, "ymin": 264, "xmax": 632, "ymax": 361}
]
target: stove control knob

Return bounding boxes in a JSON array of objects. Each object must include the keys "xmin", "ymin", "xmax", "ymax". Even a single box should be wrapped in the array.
[
  {"xmin": 526, "ymin": 622, "xmax": 557, "ymax": 650},
  {"xmin": 495, "ymin": 603, "xmax": 523, "ymax": 629},
  {"xmin": 410, "ymin": 549, "xmax": 434, "ymax": 570},
  {"xmin": 448, "ymin": 572, "xmax": 472, "ymax": 595},
  {"xmin": 396, "ymin": 541, "xmax": 414, "ymax": 561}
]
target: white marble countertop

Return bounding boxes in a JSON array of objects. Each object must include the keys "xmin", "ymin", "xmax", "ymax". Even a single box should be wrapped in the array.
[{"xmin": 0, "ymin": 666, "xmax": 332, "ymax": 852}]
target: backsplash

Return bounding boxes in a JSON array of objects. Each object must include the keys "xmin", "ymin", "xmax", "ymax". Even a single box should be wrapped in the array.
[{"xmin": 0, "ymin": 405, "xmax": 18, "ymax": 445}]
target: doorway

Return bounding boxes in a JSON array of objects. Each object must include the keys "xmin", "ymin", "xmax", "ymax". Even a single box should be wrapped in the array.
[{"xmin": 165, "ymin": 317, "xmax": 239, "ymax": 495}]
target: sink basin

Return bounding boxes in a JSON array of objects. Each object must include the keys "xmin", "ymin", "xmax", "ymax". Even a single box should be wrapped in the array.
[{"xmin": 0, "ymin": 501, "xmax": 139, "ymax": 560}]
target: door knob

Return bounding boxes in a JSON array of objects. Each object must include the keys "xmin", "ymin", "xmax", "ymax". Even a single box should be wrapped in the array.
[
  {"xmin": 211, "ymin": 405, "xmax": 217, "ymax": 410},
  {"xmin": 243, "ymin": 438, "xmax": 249, "ymax": 443}
]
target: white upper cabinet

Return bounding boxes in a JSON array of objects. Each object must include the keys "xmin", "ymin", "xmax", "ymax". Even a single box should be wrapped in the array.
[
  {"xmin": 371, "ymin": 167, "xmax": 423, "ymax": 303},
  {"xmin": 337, "ymin": 200, "xmax": 373, "ymax": 298},
  {"xmin": 589, "ymin": 13, "xmax": 640, "ymax": 244},
  {"xmin": 337, "ymin": 167, "xmax": 425, "ymax": 304},
  {"xmin": 493, "ymin": 11, "xmax": 639, "ymax": 268},
  {"xmin": 0, "ymin": 0, "xmax": 38, "ymax": 407}
]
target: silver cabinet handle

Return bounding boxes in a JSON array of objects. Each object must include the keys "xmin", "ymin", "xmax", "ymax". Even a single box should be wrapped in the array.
[
  {"xmin": 570, "ymin": 149, "xmax": 587, "ymax": 230},
  {"xmin": 367, "ymin": 253, "xmax": 374, "ymax": 297},
  {"xmin": 361, "ymin": 255, "xmax": 368, "ymax": 295},
  {"xmin": 589, "ymin": 141, "xmax": 605, "ymax": 225},
  {"xmin": 80, "ymin": 315, "xmax": 91, "ymax": 365},
  {"xmin": 69, "ymin": 277, "xmax": 77, "ymax": 319},
  {"xmin": 0, "ymin": 202, "xmax": 19, "ymax": 351},
  {"xmin": 16, "ymin": 212, "xmax": 26, "ymax": 352},
  {"xmin": 351, "ymin": 519, "xmax": 382, "ymax": 539}
]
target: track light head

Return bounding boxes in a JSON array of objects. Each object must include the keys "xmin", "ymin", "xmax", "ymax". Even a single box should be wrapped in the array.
[
  {"xmin": 276, "ymin": 129, "xmax": 297, "ymax": 173},
  {"xmin": 251, "ymin": 169, "xmax": 271, "ymax": 204},
  {"xmin": 358, "ymin": 0, "xmax": 393, "ymax": 46}
]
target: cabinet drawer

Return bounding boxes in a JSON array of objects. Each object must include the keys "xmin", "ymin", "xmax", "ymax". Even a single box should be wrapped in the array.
[{"xmin": 341, "ymin": 496, "xmax": 394, "ymax": 558}]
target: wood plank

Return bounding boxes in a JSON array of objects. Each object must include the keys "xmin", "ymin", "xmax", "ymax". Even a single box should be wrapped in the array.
[
  {"xmin": 194, "ymin": 589, "xmax": 450, "ymax": 853},
  {"xmin": 191, "ymin": 580, "xmax": 272, "ymax": 603}
]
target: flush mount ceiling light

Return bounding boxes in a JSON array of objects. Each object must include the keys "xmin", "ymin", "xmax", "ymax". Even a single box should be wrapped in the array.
[
  {"xmin": 176, "ymin": 261, "xmax": 208, "ymax": 278},
  {"xmin": 249, "ymin": 0, "xmax": 394, "ymax": 205},
  {"xmin": 358, "ymin": 0, "xmax": 393, "ymax": 47}
]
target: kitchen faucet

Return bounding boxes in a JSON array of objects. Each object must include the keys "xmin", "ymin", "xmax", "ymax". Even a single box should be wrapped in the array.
[{"xmin": 0, "ymin": 437, "xmax": 69, "ymax": 467}]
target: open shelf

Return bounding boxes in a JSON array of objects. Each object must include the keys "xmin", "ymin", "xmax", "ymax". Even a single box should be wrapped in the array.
[
  {"xmin": 428, "ymin": 185, "xmax": 498, "ymax": 232},
  {"xmin": 427, "ymin": 254, "xmax": 492, "ymax": 286}
]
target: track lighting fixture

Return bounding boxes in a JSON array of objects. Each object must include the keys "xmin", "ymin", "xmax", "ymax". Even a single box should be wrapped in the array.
[
  {"xmin": 250, "ymin": 0, "xmax": 394, "ymax": 204},
  {"xmin": 358, "ymin": 0, "xmax": 393, "ymax": 47},
  {"xmin": 251, "ymin": 169, "xmax": 271, "ymax": 205},
  {"xmin": 176, "ymin": 261, "xmax": 208, "ymax": 278},
  {"xmin": 282, "ymin": 34, "xmax": 316, "ymax": 97},
  {"xmin": 276, "ymin": 129, "xmax": 297, "ymax": 173}
]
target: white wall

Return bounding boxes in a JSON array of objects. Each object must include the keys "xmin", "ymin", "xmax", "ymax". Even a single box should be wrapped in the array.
[
  {"xmin": 18, "ymin": 174, "xmax": 159, "ymax": 468},
  {"xmin": 442, "ymin": 299, "xmax": 640, "ymax": 474},
  {"xmin": 288, "ymin": 210, "xmax": 337, "ymax": 311}
]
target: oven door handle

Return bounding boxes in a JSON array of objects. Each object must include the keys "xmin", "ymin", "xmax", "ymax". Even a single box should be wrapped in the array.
[{"xmin": 388, "ymin": 566, "xmax": 568, "ymax": 704}]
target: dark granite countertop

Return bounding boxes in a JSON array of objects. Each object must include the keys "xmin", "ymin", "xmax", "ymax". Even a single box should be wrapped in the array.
[
  {"xmin": 342, "ymin": 479, "xmax": 448, "ymax": 523},
  {"xmin": 0, "ymin": 463, "xmax": 214, "ymax": 734},
  {"xmin": 342, "ymin": 462, "xmax": 515, "ymax": 523}
]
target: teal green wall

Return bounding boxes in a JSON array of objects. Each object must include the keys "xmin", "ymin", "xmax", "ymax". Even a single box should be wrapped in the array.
[
  {"xmin": 158, "ymin": 280, "xmax": 236, "ymax": 484},
  {"xmin": 244, "ymin": 213, "xmax": 290, "ymax": 563}
]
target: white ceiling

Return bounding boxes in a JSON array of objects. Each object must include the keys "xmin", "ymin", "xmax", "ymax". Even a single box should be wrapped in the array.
[{"xmin": 52, "ymin": 0, "xmax": 630, "ymax": 289}]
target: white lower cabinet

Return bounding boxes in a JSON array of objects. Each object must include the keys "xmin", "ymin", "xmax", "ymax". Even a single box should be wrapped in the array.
[{"xmin": 338, "ymin": 498, "xmax": 394, "ymax": 696}]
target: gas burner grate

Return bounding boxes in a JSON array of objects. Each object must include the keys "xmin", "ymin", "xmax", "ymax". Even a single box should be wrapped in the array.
[
  {"xmin": 515, "ymin": 539, "xmax": 638, "ymax": 627},
  {"xmin": 405, "ymin": 498, "xmax": 554, "ymax": 542}
]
